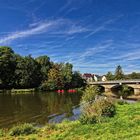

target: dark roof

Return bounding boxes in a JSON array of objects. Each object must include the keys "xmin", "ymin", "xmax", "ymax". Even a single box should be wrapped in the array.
[{"xmin": 83, "ymin": 73, "xmax": 93, "ymax": 78}]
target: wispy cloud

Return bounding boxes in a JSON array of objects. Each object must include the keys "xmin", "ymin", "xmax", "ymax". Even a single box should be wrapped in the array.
[
  {"xmin": 77, "ymin": 39, "xmax": 113, "ymax": 60},
  {"xmin": 58, "ymin": 0, "xmax": 73, "ymax": 14},
  {"xmin": 111, "ymin": 50, "xmax": 140, "ymax": 61},
  {"xmin": 50, "ymin": 40, "xmax": 113, "ymax": 72},
  {"xmin": 0, "ymin": 21, "xmax": 55, "ymax": 44},
  {"xmin": 84, "ymin": 16, "xmax": 123, "ymax": 38},
  {"xmin": 0, "ymin": 19, "xmax": 89, "ymax": 44}
]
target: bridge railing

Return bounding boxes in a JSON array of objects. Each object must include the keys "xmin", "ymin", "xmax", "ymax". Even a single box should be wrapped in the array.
[{"xmin": 89, "ymin": 79, "xmax": 140, "ymax": 84}]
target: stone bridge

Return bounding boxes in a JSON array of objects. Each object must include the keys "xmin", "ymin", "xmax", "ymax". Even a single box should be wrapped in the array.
[{"xmin": 89, "ymin": 80, "xmax": 140, "ymax": 95}]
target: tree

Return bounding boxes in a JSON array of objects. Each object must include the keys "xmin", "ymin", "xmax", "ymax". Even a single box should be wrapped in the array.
[
  {"xmin": 43, "ymin": 67, "xmax": 64, "ymax": 90},
  {"xmin": 0, "ymin": 46, "xmax": 16, "ymax": 88},
  {"xmin": 71, "ymin": 71, "xmax": 86, "ymax": 88},
  {"xmin": 0, "ymin": 46, "xmax": 86, "ymax": 90},
  {"xmin": 61, "ymin": 63, "xmax": 73, "ymax": 89},
  {"xmin": 14, "ymin": 55, "xmax": 41, "ymax": 88},
  {"xmin": 106, "ymin": 72, "xmax": 114, "ymax": 81},
  {"xmin": 129, "ymin": 72, "xmax": 140, "ymax": 79},
  {"xmin": 114, "ymin": 65, "xmax": 124, "ymax": 80},
  {"xmin": 35, "ymin": 56, "xmax": 51, "ymax": 81}
]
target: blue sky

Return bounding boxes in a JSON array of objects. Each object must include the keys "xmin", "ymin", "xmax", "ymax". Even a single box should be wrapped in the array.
[{"xmin": 0, "ymin": 0, "xmax": 140, "ymax": 74}]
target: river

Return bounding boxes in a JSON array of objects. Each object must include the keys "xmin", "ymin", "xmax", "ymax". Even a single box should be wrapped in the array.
[{"xmin": 0, "ymin": 91, "xmax": 81, "ymax": 128}]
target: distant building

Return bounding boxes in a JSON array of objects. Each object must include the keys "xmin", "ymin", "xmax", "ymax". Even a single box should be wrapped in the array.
[
  {"xmin": 94, "ymin": 75, "xmax": 98, "ymax": 82},
  {"xmin": 102, "ymin": 75, "xmax": 107, "ymax": 81},
  {"xmin": 82, "ymin": 73, "xmax": 93, "ymax": 83}
]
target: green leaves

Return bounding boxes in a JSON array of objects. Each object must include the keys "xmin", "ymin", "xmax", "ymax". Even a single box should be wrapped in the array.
[
  {"xmin": 114, "ymin": 65, "xmax": 124, "ymax": 80},
  {"xmin": 81, "ymin": 85, "xmax": 103, "ymax": 103},
  {"xmin": 0, "ymin": 46, "xmax": 16, "ymax": 88},
  {"xmin": 0, "ymin": 46, "xmax": 85, "ymax": 90}
]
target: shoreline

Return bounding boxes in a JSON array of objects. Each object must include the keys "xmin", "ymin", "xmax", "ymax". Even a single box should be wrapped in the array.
[{"xmin": 0, "ymin": 87, "xmax": 83, "ymax": 94}]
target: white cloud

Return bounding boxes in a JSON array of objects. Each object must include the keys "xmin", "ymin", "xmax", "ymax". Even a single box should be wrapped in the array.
[
  {"xmin": 50, "ymin": 40, "xmax": 113, "ymax": 70},
  {"xmin": 111, "ymin": 50, "xmax": 140, "ymax": 61},
  {"xmin": 0, "ymin": 19, "xmax": 89, "ymax": 44},
  {"xmin": 0, "ymin": 21, "xmax": 55, "ymax": 44},
  {"xmin": 84, "ymin": 16, "xmax": 123, "ymax": 38}
]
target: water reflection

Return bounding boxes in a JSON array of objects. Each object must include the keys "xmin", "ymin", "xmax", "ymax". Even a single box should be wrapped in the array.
[{"xmin": 0, "ymin": 92, "xmax": 81, "ymax": 128}]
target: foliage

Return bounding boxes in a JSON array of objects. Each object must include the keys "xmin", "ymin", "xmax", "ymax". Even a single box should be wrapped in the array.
[
  {"xmin": 106, "ymin": 66, "xmax": 140, "ymax": 81},
  {"xmin": 0, "ymin": 46, "xmax": 16, "ymax": 88},
  {"xmin": 9, "ymin": 123, "xmax": 37, "ymax": 136},
  {"xmin": 14, "ymin": 55, "xmax": 42, "ymax": 88},
  {"xmin": 106, "ymin": 71, "xmax": 114, "ymax": 80},
  {"xmin": 112, "ymin": 84, "xmax": 134, "ymax": 98},
  {"xmin": 0, "ymin": 129, "xmax": 4, "ymax": 137},
  {"xmin": 81, "ymin": 85, "xmax": 103, "ymax": 103},
  {"xmin": 117, "ymin": 100, "xmax": 128, "ymax": 105},
  {"xmin": 44, "ymin": 67, "xmax": 64, "ymax": 90},
  {"xmin": 125, "ymin": 72, "xmax": 140, "ymax": 79},
  {"xmin": 80, "ymin": 98, "xmax": 116, "ymax": 124},
  {"xmin": 35, "ymin": 56, "xmax": 51, "ymax": 81},
  {"xmin": 114, "ymin": 65, "xmax": 124, "ymax": 80},
  {"xmin": 71, "ymin": 71, "xmax": 86, "ymax": 88},
  {"xmin": 61, "ymin": 63, "xmax": 73, "ymax": 89},
  {"xmin": 38, "ymin": 81, "xmax": 48, "ymax": 91},
  {"xmin": 0, "ymin": 46, "xmax": 85, "ymax": 90}
]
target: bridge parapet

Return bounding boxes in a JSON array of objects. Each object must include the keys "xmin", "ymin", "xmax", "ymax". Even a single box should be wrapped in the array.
[{"xmin": 89, "ymin": 80, "xmax": 140, "ymax": 85}]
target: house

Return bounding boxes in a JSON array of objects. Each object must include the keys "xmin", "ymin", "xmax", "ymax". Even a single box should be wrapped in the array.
[
  {"xmin": 102, "ymin": 75, "xmax": 107, "ymax": 81},
  {"xmin": 82, "ymin": 73, "xmax": 94, "ymax": 83}
]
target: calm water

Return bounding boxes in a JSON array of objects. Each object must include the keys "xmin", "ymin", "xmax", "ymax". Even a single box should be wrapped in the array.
[{"xmin": 0, "ymin": 92, "xmax": 81, "ymax": 128}]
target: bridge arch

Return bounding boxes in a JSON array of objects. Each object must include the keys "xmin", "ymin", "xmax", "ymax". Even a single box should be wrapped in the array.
[
  {"xmin": 98, "ymin": 85, "xmax": 105, "ymax": 93},
  {"xmin": 111, "ymin": 84, "xmax": 134, "ymax": 97},
  {"xmin": 89, "ymin": 80, "xmax": 140, "ymax": 95},
  {"xmin": 92, "ymin": 85, "xmax": 105, "ymax": 93},
  {"xmin": 100, "ymin": 84, "xmax": 114, "ymax": 93}
]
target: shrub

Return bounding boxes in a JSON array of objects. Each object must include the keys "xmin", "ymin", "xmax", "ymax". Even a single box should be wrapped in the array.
[
  {"xmin": 79, "ymin": 97, "xmax": 116, "ymax": 124},
  {"xmin": 9, "ymin": 123, "xmax": 37, "ymax": 136},
  {"xmin": 117, "ymin": 100, "xmax": 128, "ymax": 105},
  {"xmin": 39, "ymin": 81, "xmax": 48, "ymax": 91},
  {"xmin": 81, "ymin": 85, "xmax": 103, "ymax": 103},
  {"xmin": 0, "ymin": 129, "xmax": 4, "ymax": 137},
  {"xmin": 112, "ymin": 84, "xmax": 134, "ymax": 99}
]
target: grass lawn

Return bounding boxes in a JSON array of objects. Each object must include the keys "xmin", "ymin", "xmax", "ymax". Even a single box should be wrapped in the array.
[{"xmin": 0, "ymin": 102, "xmax": 140, "ymax": 140}]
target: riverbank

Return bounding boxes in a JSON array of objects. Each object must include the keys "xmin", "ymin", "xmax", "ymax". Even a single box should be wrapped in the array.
[
  {"xmin": 0, "ymin": 87, "xmax": 84, "ymax": 94},
  {"xmin": 0, "ymin": 88, "xmax": 36, "ymax": 94},
  {"xmin": 0, "ymin": 102, "xmax": 140, "ymax": 140}
]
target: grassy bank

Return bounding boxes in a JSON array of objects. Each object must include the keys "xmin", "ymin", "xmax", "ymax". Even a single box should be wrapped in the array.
[
  {"xmin": 11, "ymin": 88, "xmax": 36, "ymax": 93},
  {"xmin": 0, "ymin": 88, "xmax": 36, "ymax": 94},
  {"xmin": 0, "ymin": 102, "xmax": 140, "ymax": 140}
]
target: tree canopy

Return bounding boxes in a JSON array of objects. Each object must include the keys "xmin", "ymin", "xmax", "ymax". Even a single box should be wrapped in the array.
[{"xmin": 0, "ymin": 46, "xmax": 85, "ymax": 90}]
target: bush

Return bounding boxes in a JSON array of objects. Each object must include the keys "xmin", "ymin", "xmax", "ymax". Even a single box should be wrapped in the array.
[
  {"xmin": 0, "ymin": 129, "xmax": 4, "ymax": 137},
  {"xmin": 81, "ymin": 85, "xmax": 103, "ymax": 103},
  {"xmin": 117, "ymin": 100, "xmax": 128, "ymax": 105},
  {"xmin": 112, "ymin": 84, "xmax": 134, "ymax": 99},
  {"xmin": 79, "ymin": 97, "xmax": 116, "ymax": 124},
  {"xmin": 9, "ymin": 123, "xmax": 37, "ymax": 136},
  {"xmin": 39, "ymin": 81, "xmax": 48, "ymax": 91}
]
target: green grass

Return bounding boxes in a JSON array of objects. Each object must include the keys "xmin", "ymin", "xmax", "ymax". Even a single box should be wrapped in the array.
[{"xmin": 0, "ymin": 102, "xmax": 140, "ymax": 140}]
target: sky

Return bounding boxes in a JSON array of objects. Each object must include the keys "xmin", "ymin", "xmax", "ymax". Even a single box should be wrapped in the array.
[{"xmin": 0, "ymin": 0, "xmax": 140, "ymax": 74}]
